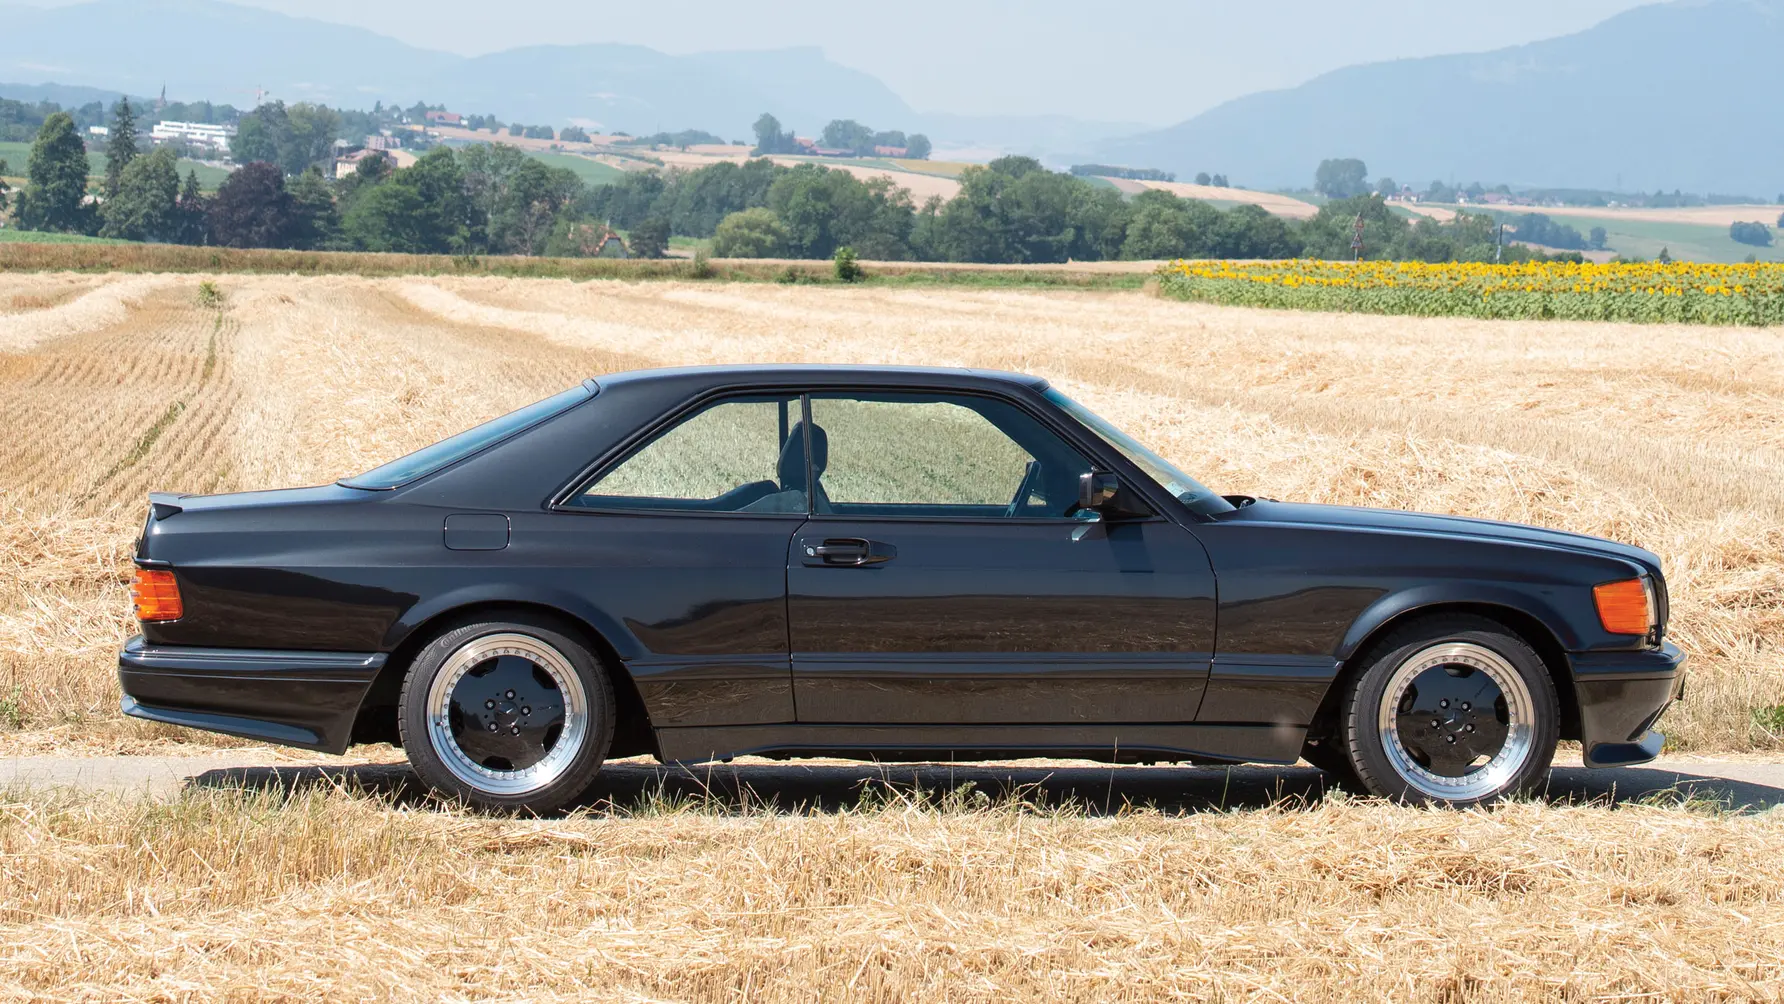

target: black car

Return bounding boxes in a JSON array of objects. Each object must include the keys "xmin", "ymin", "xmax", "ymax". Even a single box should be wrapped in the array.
[{"xmin": 120, "ymin": 365, "xmax": 1686, "ymax": 811}]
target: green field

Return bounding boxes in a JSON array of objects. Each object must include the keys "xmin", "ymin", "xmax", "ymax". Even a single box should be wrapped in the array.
[
  {"xmin": 526, "ymin": 150, "xmax": 628, "ymax": 186},
  {"xmin": 1445, "ymin": 204, "xmax": 1784, "ymax": 263},
  {"xmin": 0, "ymin": 227, "xmax": 130, "ymax": 245},
  {"xmin": 0, "ymin": 141, "xmax": 231, "ymax": 192}
]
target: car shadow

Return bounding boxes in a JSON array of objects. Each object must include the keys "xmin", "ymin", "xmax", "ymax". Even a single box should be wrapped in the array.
[{"xmin": 187, "ymin": 759, "xmax": 1784, "ymax": 815}]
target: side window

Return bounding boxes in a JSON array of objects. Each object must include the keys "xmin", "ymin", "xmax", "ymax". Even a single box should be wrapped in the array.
[
  {"xmin": 572, "ymin": 395, "xmax": 812, "ymax": 513},
  {"xmin": 806, "ymin": 393, "xmax": 1091, "ymax": 518}
]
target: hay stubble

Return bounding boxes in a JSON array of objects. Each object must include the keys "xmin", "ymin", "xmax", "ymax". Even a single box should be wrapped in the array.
[{"xmin": 2, "ymin": 273, "xmax": 1784, "ymax": 999}]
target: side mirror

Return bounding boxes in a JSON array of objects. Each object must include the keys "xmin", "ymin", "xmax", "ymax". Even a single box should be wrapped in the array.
[{"xmin": 1078, "ymin": 471, "xmax": 1121, "ymax": 512}]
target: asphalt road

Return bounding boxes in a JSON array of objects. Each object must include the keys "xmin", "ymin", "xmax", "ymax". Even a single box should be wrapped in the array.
[{"xmin": 4, "ymin": 754, "xmax": 1783, "ymax": 813}]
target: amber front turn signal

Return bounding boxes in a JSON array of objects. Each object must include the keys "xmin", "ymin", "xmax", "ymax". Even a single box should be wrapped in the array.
[
  {"xmin": 132, "ymin": 568, "xmax": 184, "ymax": 622},
  {"xmin": 1593, "ymin": 578, "xmax": 1652, "ymax": 636}
]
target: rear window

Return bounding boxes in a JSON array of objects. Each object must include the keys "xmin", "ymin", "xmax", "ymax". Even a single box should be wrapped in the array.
[{"xmin": 340, "ymin": 383, "xmax": 595, "ymax": 490}]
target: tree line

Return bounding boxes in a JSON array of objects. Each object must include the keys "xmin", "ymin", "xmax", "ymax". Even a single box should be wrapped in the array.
[
  {"xmin": 5, "ymin": 102, "xmax": 1572, "ymax": 266},
  {"xmin": 593, "ymin": 154, "xmax": 1560, "ymax": 265}
]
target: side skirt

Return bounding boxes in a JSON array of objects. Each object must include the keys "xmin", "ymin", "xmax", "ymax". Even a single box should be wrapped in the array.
[{"xmin": 655, "ymin": 723, "xmax": 1306, "ymax": 766}]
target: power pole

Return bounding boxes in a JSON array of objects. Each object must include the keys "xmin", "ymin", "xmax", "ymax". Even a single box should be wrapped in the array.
[
  {"xmin": 1351, "ymin": 212, "xmax": 1365, "ymax": 262},
  {"xmin": 1495, "ymin": 222, "xmax": 1505, "ymax": 264}
]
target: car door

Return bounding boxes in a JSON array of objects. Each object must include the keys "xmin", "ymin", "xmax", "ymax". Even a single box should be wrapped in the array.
[
  {"xmin": 785, "ymin": 389, "xmax": 1217, "ymax": 725},
  {"xmin": 557, "ymin": 393, "xmax": 811, "ymax": 729}
]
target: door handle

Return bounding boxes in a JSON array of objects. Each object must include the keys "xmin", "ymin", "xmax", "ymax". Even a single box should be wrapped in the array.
[{"xmin": 801, "ymin": 537, "xmax": 896, "ymax": 567}]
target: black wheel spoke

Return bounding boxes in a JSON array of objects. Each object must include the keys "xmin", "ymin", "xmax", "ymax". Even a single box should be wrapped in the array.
[
  {"xmin": 1393, "ymin": 664, "xmax": 1509, "ymax": 778},
  {"xmin": 448, "ymin": 654, "xmax": 566, "ymax": 770}
]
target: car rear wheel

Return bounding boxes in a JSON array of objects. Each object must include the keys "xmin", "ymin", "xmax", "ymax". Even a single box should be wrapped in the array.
[
  {"xmin": 398, "ymin": 616, "xmax": 615, "ymax": 813},
  {"xmin": 1342, "ymin": 616, "xmax": 1559, "ymax": 806}
]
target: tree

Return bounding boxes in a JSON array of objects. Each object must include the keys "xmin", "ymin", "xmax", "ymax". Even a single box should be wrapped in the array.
[
  {"xmin": 16, "ymin": 113, "xmax": 94, "ymax": 233},
  {"xmin": 208, "ymin": 162, "xmax": 293, "ymax": 247},
  {"xmin": 0, "ymin": 159, "xmax": 10, "ymax": 217},
  {"xmin": 458, "ymin": 143, "xmax": 581, "ymax": 255},
  {"xmin": 1657, "ymin": 246, "xmax": 1673, "ymax": 264},
  {"xmin": 231, "ymin": 103, "xmax": 286, "ymax": 167},
  {"xmin": 1776, "ymin": 210, "xmax": 1784, "ymax": 229},
  {"xmin": 1194, "ymin": 172, "xmax": 1211, "ymax": 186},
  {"xmin": 1314, "ymin": 159, "xmax": 1368, "ymax": 199},
  {"xmin": 1376, "ymin": 177, "xmax": 1399, "ymax": 197},
  {"xmin": 629, "ymin": 217, "xmax": 670, "ymax": 258},
  {"xmin": 103, "ymin": 96, "xmax": 139, "ymax": 199},
  {"xmin": 342, "ymin": 148, "xmax": 469, "ymax": 254},
  {"xmin": 820, "ymin": 119, "xmax": 875, "ymax": 154},
  {"xmin": 1120, "ymin": 189, "xmax": 1213, "ymax": 260},
  {"xmin": 1588, "ymin": 226, "xmax": 1608, "ymax": 250},
  {"xmin": 175, "ymin": 169, "xmax": 206, "ymax": 244},
  {"xmin": 1211, "ymin": 173, "xmax": 1229, "ymax": 188},
  {"xmin": 752, "ymin": 113, "xmax": 796, "ymax": 156},
  {"xmin": 99, "ymin": 146, "xmax": 180, "ymax": 241},
  {"xmin": 233, "ymin": 101, "xmax": 341, "ymax": 176},
  {"xmin": 1730, "ymin": 221, "xmax": 1773, "ymax": 247},
  {"xmin": 766, "ymin": 163, "xmax": 913, "ymax": 260},
  {"xmin": 285, "ymin": 166, "xmax": 339, "ymax": 250},
  {"xmin": 282, "ymin": 103, "xmax": 342, "ymax": 176},
  {"xmin": 904, "ymin": 134, "xmax": 931, "ymax": 160},
  {"xmin": 833, "ymin": 245, "xmax": 862, "ymax": 281},
  {"xmin": 711, "ymin": 206, "xmax": 789, "ymax": 257},
  {"xmin": 559, "ymin": 126, "xmax": 590, "ymax": 143}
]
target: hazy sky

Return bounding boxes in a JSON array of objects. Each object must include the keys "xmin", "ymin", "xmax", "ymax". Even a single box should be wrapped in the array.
[{"xmin": 24, "ymin": 0, "xmax": 1660, "ymax": 124}]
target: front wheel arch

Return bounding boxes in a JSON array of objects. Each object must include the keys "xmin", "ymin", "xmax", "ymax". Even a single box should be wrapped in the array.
[
  {"xmin": 1303, "ymin": 601, "xmax": 1579, "ymax": 756},
  {"xmin": 351, "ymin": 600, "xmax": 658, "ymax": 759}
]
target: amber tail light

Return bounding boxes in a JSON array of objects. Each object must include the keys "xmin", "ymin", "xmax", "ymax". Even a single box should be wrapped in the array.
[
  {"xmin": 1593, "ymin": 578, "xmax": 1653, "ymax": 636},
  {"xmin": 132, "ymin": 568, "xmax": 184, "ymax": 622}
]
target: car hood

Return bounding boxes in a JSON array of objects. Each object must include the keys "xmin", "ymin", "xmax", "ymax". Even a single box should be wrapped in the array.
[{"xmin": 1217, "ymin": 499, "xmax": 1662, "ymax": 575}]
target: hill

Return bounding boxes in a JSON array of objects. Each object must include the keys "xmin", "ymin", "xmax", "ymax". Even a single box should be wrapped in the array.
[
  {"xmin": 1098, "ymin": 0, "xmax": 1784, "ymax": 196},
  {"xmin": 0, "ymin": 0, "xmax": 1121, "ymax": 155}
]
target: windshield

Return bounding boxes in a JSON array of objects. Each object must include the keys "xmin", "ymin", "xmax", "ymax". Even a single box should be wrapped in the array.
[
  {"xmin": 1044, "ymin": 388, "xmax": 1234, "ymax": 516},
  {"xmin": 340, "ymin": 384, "xmax": 594, "ymax": 490}
]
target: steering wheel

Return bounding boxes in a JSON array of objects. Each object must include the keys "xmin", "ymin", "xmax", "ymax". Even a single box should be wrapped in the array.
[{"xmin": 1005, "ymin": 459, "xmax": 1042, "ymax": 517}]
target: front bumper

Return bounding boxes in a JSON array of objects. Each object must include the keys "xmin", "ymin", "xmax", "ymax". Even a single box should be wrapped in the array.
[
  {"xmin": 1571, "ymin": 642, "xmax": 1687, "ymax": 769},
  {"xmin": 118, "ymin": 636, "xmax": 386, "ymax": 754}
]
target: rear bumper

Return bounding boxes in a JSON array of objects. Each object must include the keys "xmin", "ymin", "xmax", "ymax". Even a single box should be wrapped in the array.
[
  {"xmin": 1571, "ymin": 642, "xmax": 1687, "ymax": 769},
  {"xmin": 118, "ymin": 635, "xmax": 386, "ymax": 754}
]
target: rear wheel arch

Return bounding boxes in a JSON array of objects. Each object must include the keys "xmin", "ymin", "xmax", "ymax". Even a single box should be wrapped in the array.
[
  {"xmin": 1305, "ymin": 601, "xmax": 1579, "ymax": 752},
  {"xmin": 352, "ymin": 600, "xmax": 658, "ymax": 759}
]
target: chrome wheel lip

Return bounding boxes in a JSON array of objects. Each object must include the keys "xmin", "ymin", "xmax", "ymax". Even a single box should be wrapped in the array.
[
  {"xmin": 425, "ymin": 632, "xmax": 588, "ymax": 797},
  {"xmin": 1377, "ymin": 641, "xmax": 1535, "ymax": 802}
]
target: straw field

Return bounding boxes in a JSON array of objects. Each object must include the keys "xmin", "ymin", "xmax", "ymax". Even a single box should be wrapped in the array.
[
  {"xmin": 3, "ymin": 271, "xmax": 1783, "ymax": 1000},
  {"xmin": 0, "ymin": 271, "xmax": 1780, "ymax": 754},
  {"xmin": 0, "ymin": 784, "xmax": 1780, "ymax": 1001}
]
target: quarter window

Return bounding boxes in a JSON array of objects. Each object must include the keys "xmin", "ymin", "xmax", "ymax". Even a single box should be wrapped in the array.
[{"xmin": 572, "ymin": 395, "xmax": 812, "ymax": 513}]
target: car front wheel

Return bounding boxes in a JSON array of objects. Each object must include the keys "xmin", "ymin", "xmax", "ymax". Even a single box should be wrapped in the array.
[
  {"xmin": 1341, "ymin": 616, "xmax": 1559, "ymax": 806},
  {"xmin": 398, "ymin": 616, "xmax": 615, "ymax": 813}
]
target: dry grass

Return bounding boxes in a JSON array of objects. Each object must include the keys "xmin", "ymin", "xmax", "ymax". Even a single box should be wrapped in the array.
[
  {"xmin": 0, "ymin": 273, "xmax": 1780, "ymax": 754},
  {"xmin": 0, "ymin": 783, "xmax": 1778, "ymax": 1001},
  {"xmin": 1106, "ymin": 179, "xmax": 1322, "ymax": 219}
]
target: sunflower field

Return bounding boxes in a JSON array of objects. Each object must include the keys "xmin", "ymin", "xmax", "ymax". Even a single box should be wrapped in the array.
[{"xmin": 1156, "ymin": 259, "xmax": 1784, "ymax": 326}]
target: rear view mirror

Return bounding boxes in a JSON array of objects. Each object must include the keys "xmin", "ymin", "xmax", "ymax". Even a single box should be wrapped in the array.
[{"xmin": 1078, "ymin": 471, "xmax": 1120, "ymax": 511}]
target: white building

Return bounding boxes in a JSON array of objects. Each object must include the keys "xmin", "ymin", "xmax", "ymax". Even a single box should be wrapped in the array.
[
  {"xmin": 88, "ymin": 125, "xmax": 110, "ymax": 138},
  {"xmin": 150, "ymin": 121, "xmax": 236, "ymax": 151}
]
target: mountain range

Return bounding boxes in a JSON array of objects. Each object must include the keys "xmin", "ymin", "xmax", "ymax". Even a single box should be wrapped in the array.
[
  {"xmin": 1, "ymin": 0, "xmax": 1779, "ymax": 195},
  {"xmin": 1098, "ymin": 0, "xmax": 1784, "ymax": 196},
  {"xmin": 0, "ymin": 0, "xmax": 1138, "ymax": 154}
]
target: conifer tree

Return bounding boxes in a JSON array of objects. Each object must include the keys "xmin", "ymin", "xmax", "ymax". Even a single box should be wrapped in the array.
[{"xmin": 104, "ymin": 97, "xmax": 140, "ymax": 199}]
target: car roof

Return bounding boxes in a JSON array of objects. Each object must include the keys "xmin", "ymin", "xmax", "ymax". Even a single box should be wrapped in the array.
[{"xmin": 591, "ymin": 364, "xmax": 1050, "ymax": 393}]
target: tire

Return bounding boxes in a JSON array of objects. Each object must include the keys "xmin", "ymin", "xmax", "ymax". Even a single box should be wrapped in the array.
[
  {"xmin": 398, "ymin": 614, "xmax": 615, "ymax": 813},
  {"xmin": 1340, "ymin": 615, "xmax": 1559, "ymax": 807}
]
